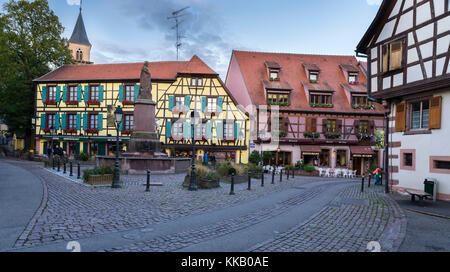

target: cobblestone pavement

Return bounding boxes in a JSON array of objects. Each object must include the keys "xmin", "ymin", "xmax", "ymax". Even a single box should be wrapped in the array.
[
  {"xmin": 7, "ymin": 160, "xmax": 331, "ymax": 249},
  {"xmin": 250, "ymin": 185, "xmax": 406, "ymax": 252}
]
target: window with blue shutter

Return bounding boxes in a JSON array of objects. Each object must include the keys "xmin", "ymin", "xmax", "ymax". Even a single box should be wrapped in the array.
[
  {"xmin": 217, "ymin": 97, "xmax": 224, "ymax": 112},
  {"xmin": 234, "ymin": 123, "xmax": 240, "ymax": 139},
  {"xmin": 63, "ymin": 86, "xmax": 68, "ymax": 102},
  {"xmin": 118, "ymin": 85, "xmax": 124, "ymax": 102},
  {"xmin": 83, "ymin": 114, "xmax": 88, "ymax": 130},
  {"xmin": 61, "ymin": 114, "xmax": 67, "ymax": 130},
  {"xmin": 185, "ymin": 96, "xmax": 191, "ymax": 112},
  {"xmin": 206, "ymin": 122, "xmax": 212, "ymax": 139},
  {"xmin": 134, "ymin": 84, "xmax": 140, "ymax": 101},
  {"xmin": 98, "ymin": 114, "xmax": 103, "ymax": 131},
  {"xmin": 42, "ymin": 86, "xmax": 47, "ymax": 102},
  {"xmin": 55, "ymin": 113, "xmax": 60, "ymax": 130},
  {"xmin": 40, "ymin": 114, "xmax": 46, "ymax": 129},
  {"xmin": 77, "ymin": 85, "xmax": 82, "ymax": 102},
  {"xmin": 183, "ymin": 122, "xmax": 191, "ymax": 139},
  {"xmin": 166, "ymin": 121, "xmax": 172, "ymax": 138},
  {"xmin": 99, "ymin": 85, "xmax": 104, "ymax": 102},
  {"xmin": 168, "ymin": 96, "xmax": 174, "ymax": 111},
  {"xmin": 76, "ymin": 114, "xmax": 81, "ymax": 130},
  {"xmin": 84, "ymin": 85, "xmax": 89, "ymax": 102},
  {"xmin": 56, "ymin": 86, "xmax": 61, "ymax": 102}
]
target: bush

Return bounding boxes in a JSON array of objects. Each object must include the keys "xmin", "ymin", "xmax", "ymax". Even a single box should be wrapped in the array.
[
  {"xmin": 262, "ymin": 151, "xmax": 272, "ymax": 165},
  {"xmin": 249, "ymin": 151, "xmax": 261, "ymax": 165},
  {"xmin": 75, "ymin": 152, "xmax": 91, "ymax": 162},
  {"xmin": 295, "ymin": 160, "xmax": 304, "ymax": 170},
  {"xmin": 189, "ymin": 164, "xmax": 218, "ymax": 180},
  {"xmin": 303, "ymin": 165, "xmax": 316, "ymax": 173},
  {"xmin": 83, "ymin": 165, "xmax": 114, "ymax": 181},
  {"xmin": 246, "ymin": 163, "xmax": 263, "ymax": 174},
  {"xmin": 216, "ymin": 161, "xmax": 248, "ymax": 177}
]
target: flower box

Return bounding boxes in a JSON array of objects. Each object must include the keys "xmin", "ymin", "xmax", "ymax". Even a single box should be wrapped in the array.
[
  {"xmin": 170, "ymin": 136, "xmax": 184, "ymax": 142},
  {"xmin": 269, "ymin": 78, "xmax": 280, "ymax": 82},
  {"xmin": 324, "ymin": 132, "xmax": 341, "ymax": 139},
  {"xmin": 43, "ymin": 128, "xmax": 51, "ymax": 133},
  {"xmin": 43, "ymin": 100, "xmax": 57, "ymax": 105},
  {"xmin": 65, "ymin": 100, "xmax": 79, "ymax": 106},
  {"xmin": 304, "ymin": 132, "xmax": 320, "ymax": 139},
  {"xmin": 357, "ymin": 133, "xmax": 374, "ymax": 141},
  {"xmin": 122, "ymin": 129, "xmax": 133, "ymax": 135},
  {"xmin": 86, "ymin": 100, "xmax": 101, "ymax": 106},
  {"xmin": 349, "ymin": 81, "xmax": 360, "ymax": 85},
  {"xmin": 64, "ymin": 128, "xmax": 77, "ymax": 134},
  {"xmin": 84, "ymin": 128, "xmax": 99, "ymax": 134},
  {"xmin": 122, "ymin": 100, "xmax": 134, "ymax": 106},
  {"xmin": 84, "ymin": 174, "xmax": 114, "ymax": 186}
]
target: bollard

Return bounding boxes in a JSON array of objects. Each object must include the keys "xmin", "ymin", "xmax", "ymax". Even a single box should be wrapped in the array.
[
  {"xmin": 261, "ymin": 171, "xmax": 264, "ymax": 187},
  {"xmin": 230, "ymin": 173, "xmax": 235, "ymax": 195},
  {"xmin": 280, "ymin": 169, "xmax": 283, "ymax": 183},
  {"xmin": 57, "ymin": 158, "xmax": 60, "ymax": 172},
  {"xmin": 145, "ymin": 170, "xmax": 151, "ymax": 192},
  {"xmin": 63, "ymin": 161, "xmax": 66, "ymax": 174},
  {"xmin": 77, "ymin": 162, "xmax": 81, "ymax": 179},
  {"xmin": 286, "ymin": 168, "xmax": 289, "ymax": 180},
  {"xmin": 271, "ymin": 169, "xmax": 275, "ymax": 184},
  {"xmin": 248, "ymin": 172, "xmax": 251, "ymax": 190},
  {"xmin": 368, "ymin": 174, "xmax": 372, "ymax": 188},
  {"xmin": 70, "ymin": 162, "xmax": 73, "ymax": 177},
  {"xmin": 52, "ymin": 158, "xmax": 55, "ymax": 170},
  {"xmin": 361, "ymin": 175, "xmax": 365, "ymax": 193},
  {"xmin": 292, "ymin": 168, "xmax": 295, "ymax": 179}
]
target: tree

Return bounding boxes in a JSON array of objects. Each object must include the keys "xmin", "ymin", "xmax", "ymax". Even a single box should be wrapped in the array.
[
  {"xmin": 248, "ymin": 150, "xmax": 261, "ymax": 165},
  {"xmin": 262, "ymin": 151, "xmax": 272, "ymax": 165},
  {"xmin": 0, "ymin": 0, "xmax": 73, "ymax": 149}
]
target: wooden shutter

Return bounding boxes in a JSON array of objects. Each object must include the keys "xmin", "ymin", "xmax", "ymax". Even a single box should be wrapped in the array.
[
  {"xmin": 99, "ymin": 85, "xmax": 104, "ymax": 102},
  {"xmin": 77, "ymin": 85, "xmax": 82, "ymax": 102},
  {"xmin": 63, "ymin": 86, "xmax": 68, "ymax": 102},
  {"xmin": 429, "ymin": 96, "xmax": 442, "ymax": 129},
  {"xmin": 98, "ymin": 114, "xmax": 103, "ymax": 131},
  {"xmin": 185, "ymin": 96, "xmax": 191, "ymax": 112},
  {"xmin": 61, "ymin": 114, "xmax": 67, "ymax": 130},
  {"xmin": 56, "ymin": 86, "xmax": 61, "ymax": 102},
  {"xmin": 168, "ymin": 96, "xmax": 174, "ymax": 111},
  {"xmin": 84, "ymin": 85, "xmax": 89, "ymax": 102},
  {"xmin": 395, "ymin": 103, "xmax": 406, "ymax": 132},
  {"xmin": 134, "ymin": 84, "xmax": 139, "ymax": 101},
  {"xmin": 217, "ymin": 97, "xmax": 224, "ymax": 112},
  {"xmin": 42, "ymin": 86, "xmax": 47, "ymax": 102},
  {"xmin": 305, "ymin": 118, "xmax": 311, "ymax": 132},
  {"xmin": 311, "ymin": 118, "xmax": 317, "ymax": 132},
  {"xmin": 216, "ymin": 121, "xmax": 223, "ymax": 139},
  {"xmin": 201, "ymin": 97, "xmax": 207, "ymax": 112}
]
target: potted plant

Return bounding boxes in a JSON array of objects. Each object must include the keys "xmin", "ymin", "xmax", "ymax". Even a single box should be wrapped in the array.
[
  {"xmin": 84, "ymin": 128, "xmax": 99, "ymax": 134},
  {"xmin": 122, "ymin": 100, "xmax": 134, "ymax": 105},
  {"xmin": 83, "ymin": 165, "xmax": 114, "ymax": 185},
  {"xmin": 86, "ymin": 100, "xmax": 101, "ymax": 106},
  {"xmin": 65, "ymin": 100, "xmax": 79, "ymax": 105},
  {"xmin": 43, "ymin": 99, "xmax": 57, "ymax": 105}
]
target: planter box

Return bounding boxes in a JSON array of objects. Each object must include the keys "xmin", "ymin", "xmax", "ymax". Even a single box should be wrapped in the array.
[
  {"xmin": 182, "ymin": 175, "xmax": 220, "ymax": 189},
  {"xmin": 84, "ymin": 174, "xmax": 114, "ymax": 185}
]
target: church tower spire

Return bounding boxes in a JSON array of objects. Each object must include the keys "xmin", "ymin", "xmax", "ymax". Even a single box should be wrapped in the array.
[{"xmin": 68, "ymin": 1, "xmax": 93, "ymax": 64}]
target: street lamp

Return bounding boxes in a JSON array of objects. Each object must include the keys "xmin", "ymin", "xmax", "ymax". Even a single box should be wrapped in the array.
[
  {"xmin": 112, "ymin": 106, "xmax": 123, "ymax": 189},
  {"xmin": 189, "ymin": 111, "xmax": 198, "ymax": 191}
]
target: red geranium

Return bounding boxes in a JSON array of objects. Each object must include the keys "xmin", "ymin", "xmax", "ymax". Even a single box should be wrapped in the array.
[
  {"xmin": 43, "ymin": 100, "xmax": 57, "ymax": 105},
  {"xmin": 121, "ymin": 129, "xmax": 133, "ymax": 135},
  {"xmin": 64, "ymin": 128, "xmax": 77, "ymax": 134},
  {"xmin": 43, "ymin": 128, "xmax": 51, "ymax": 133},
  {"xmin": 84, "ymin": 128, "xmax": 99, "ymax": 134},
  {"xmin": 122, "ymin": 100, "xmax": 134, "ymax": 105},
  {"xmin": 86, "ymin": 100, "xmax": 100, "ymax": 106},
  {"xmin": 65, "ymin": 100, "xmax": 79, "ymax": 105}
]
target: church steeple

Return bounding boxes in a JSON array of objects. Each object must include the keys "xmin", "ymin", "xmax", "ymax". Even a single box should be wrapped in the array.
[{"xmin": 68, "ymin": 1, "xmax": 92, "ymax": 64}]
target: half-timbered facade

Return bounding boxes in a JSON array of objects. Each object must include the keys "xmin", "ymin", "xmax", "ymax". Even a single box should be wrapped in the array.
[
  {"xmin": 33, "ymin": 56, "xmax": 250, "ymax": 164},
  {"xmin": 356, "ymin": 0, "xmax": 450, "ymax": 200},
  {"xmin": 226, "ymin": 51, "xmax": 386, "ymax": 175}
]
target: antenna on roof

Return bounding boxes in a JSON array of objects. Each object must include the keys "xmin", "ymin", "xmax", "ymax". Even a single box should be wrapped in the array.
[
  {"xmin": 167, "ymin": 6, "xmax": 190, "ymax": 61},
  {"xmin": 80, "ymin": 0, "xmax": 82, "ymax": 12}
]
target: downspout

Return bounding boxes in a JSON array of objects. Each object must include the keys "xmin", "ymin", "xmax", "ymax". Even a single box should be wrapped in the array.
[{"xmin": 356, "ymin": 51, "xmax": 390, "ymax": 194}]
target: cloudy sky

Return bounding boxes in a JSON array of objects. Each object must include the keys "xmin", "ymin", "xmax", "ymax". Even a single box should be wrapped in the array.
[{"xmin": 1, "ymin": 0, "xmax": 383, "ymax": 79}]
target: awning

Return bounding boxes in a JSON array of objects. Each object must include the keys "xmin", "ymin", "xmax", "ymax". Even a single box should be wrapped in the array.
[
  {"xmin": 351, "ymin": 146, "xmax": 374, "ymax": 158},
  {"xmin": 301, "ymin": 145, "xmax": 321, "ymax": 155}
]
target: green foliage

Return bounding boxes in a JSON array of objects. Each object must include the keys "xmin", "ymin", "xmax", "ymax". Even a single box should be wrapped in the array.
[
  {"xmin": 245, "ymin": 163, "xmax": 263, "ymax": 174},
  {"xmin": 262, "ymin": 151, "xmax": 272, "ymax": 165},
  {"xmin": 0, "ymin": 0, "xmax": 74, "ymax": 143},
  {"xmin": 295, "ymin": 160, "xmax": 304, "ymax": 170},
  {"xmin": 189, "ymin": 164, "xmax": 217, "ymax": 180},
  {"xmin": 368, "ymin": 163, "xmax": 379, "ymax": 174},
  {"xmin": 83, "ymin": 165, "xmax": 114, "ymax": 181},
  {"xmin": 303, "ymin": 165, "xmax": 316, "ymax": 172},
  {"xmin": 375, "ymin": 130, "xmax": 385, "ymax": 149},
  {"xmin": 216, "ymin": 161, "xmax": 247, "ymax": 177},
  {"xmin": 249, "ymin": 151, "xmax": 261, "ymax": 165},
  {"xmin": 75, "ymin": 152, "xmax": 90, "ymax": 162},
  {"xmin": 303, "ymin": 132, "xmax": 320, "ymax": 138}
]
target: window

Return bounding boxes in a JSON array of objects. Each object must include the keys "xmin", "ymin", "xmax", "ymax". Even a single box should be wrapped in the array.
[
  {"xmin": 76, "ymin": 49, "xmax": 83, "ymax": 61},
  {"xmin": 175, "ymin": 96, "xmax": 185, "ymax": 108},
  {"xmin": 68, "ymin": 86, "xmax": 77, "ymax": 101},
  {"xmin": 401, "ymin": 149, "xmax": 416, "ymax": 171},
  {"xmin": 430, "ymin": 156, "xmax": 450, "ymax": 174},
  {"xmin": 89, "ymin": 86, "xmax": 99, "ymax": 101},
  {"xmin": 326, "ymin": 119, "xmax": 337, "ymax": 132},
  {"xmin": 224, "ymin": 122, "xmax": 234, "ymax": 139},
  {"xmin": 348, "ymin": 73, "xmax": 358, "ymax": 84},
  {"xmin": 410, "ymin": 100, "xmax": 429, "ymax": 130},
  {"xmin": 173, "ymin": 121, "xmax": 183, "ymax": 138},
  {"xmin": 435, "ymin": 160, "xmax": 450, "ymax": 170},
  {"xmin": 89, "ymin": 114, "xmax": 98, "ymax": 129},
  {"xmin": 269, "ymin": 71, "xmax": 279, "ymax": 80},
  {"xmin": 47, "ymin": 114, "xmax": 55, "ymax": 128},
  {"xmin": 67, "ymin": 114, "xmax": 77, "ymax": 129},
  {"xmin": 207, "ymin": 97, "xmax": 217, "ymax": 112},
  {"xmin": 125, "ymin": 85, "xmax": 134, "ymax": 101},
  {"xmin": 191, "ymin": 78, "xmax": 203, "ymax": 87},
  {"xmin": 382, "ymin": 39, "xmax": 404, "ymax": 73},
  {"xmin": 195, "ymin": 121, "xmax": 206, "ymax": 138},
  {"xmin": 359, "ymin": 120, "xmax": 369, "ymax": 133},
  {"xmin": 404, "ymin": 153, "xmax": 413, "ymax": 167},
  {"xmin": 352, "ymin": 95, "xmax": 368, "ymax": 106},
  {"xmin": 310, "ymin": 93, "xmax": 332, "ymax": 106},
  {"xmin": 47, "ymin": 86, "xmax": 56, "ymax": 101},
  {"xmin": 124, "ymin": 115, "xmax": 134, "ymax": 130},
  {"xmin": 267, "ymin": 92, "xmax": 290, "ymax": 105},
  {"xmin": 309, "ymin": 72, "xmax": 318, "ymax": 83}
]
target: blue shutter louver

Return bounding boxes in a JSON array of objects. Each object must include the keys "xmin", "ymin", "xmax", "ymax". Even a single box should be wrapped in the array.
[
  {"xmin": 201, "ymin": 97, "xmax": 207, "ymax": 112},
  {"xmin": 185, "ymin": 96, "xmax": 191, "ymax": 112},
  {"xmin": 134, "ymin": 84, "xmax": 140, "ymax": 101},
  {"xmin": 216, "ymin": 121, "xmax": 223, "ymax": 140},
  {"xmin": 76, "ymin": 114, "xmax": 81, "ymax": 130},
  {"xmin": 40, "ymin": 114, "xmax": 46, "ymax": 129},
  {"xmin": 77, "ymin": 85, "xmax": 82, "ymax": 102},
  {"xmin": 42, "ymin": 86, "xmax": 47, "ymax": 102},
  {"xmin": 168, "ymin": 96, "xmax": 174, "ymax": 111},
  {"xmin": 99, "ymin": 85, "xmax": 104, "ymax": 102},
  {"xmin": 56, "ymin": 86, "xmax": 61, "ymax": 102},
  {"xmin": 61, "ymin": 114, "xmax": 67, "ymax": 130},
  {"xmin": 55, "ymin": 113, "xmax": 60, "ymax": 130},
  {"xmin": 98, "ymin": 114, "xmax": 103, "ymax": 130},
  {"xmin": 118, "ymin": 85, "xmax": 124, "ymax": 102},
  {"xmin": 83, "ymin": 114, "xmax": 88, "ymax": 130},
  {"xmin": 166, "ymin": 121, "xmax": 172, "ymax": 138},
  {"xmin": 217, "ymin": 97, "xmax": 224, "ymax": 112},
  {"xmin": 63, "ymin": 86, "xmax": 68, "ymax": 102},
  {"xmin": 84, "ymin": 85, "xmax": 89, "ymax": 102}
]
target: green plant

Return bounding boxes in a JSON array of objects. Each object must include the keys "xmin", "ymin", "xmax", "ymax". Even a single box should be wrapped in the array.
[
  {"xmin": 279, "ymin": 131, "xmax": 287, "ymax": 137},
  {"xmin": 246, "ymin": 163, "xmax": 263, "ymax": 174},
  {"xmin": 303, "ymin": 165, "xmax": 316, "ymax": 172},
  {"xmin": 249, "ymin": 151, "xmax": 262, "ymax": 165},
  {"xmin": 324, "ymin": 132, "xmax": 341, "ymax": 139},
  {"xmin": 262, "ymin": 151, "xmax": 272, "ymax": 165},
  {"xmin": 295, "ymin": 160, "xmax": 304, "ymax": 170},
  {"xmin": 75, "ymin": 152, "xmax": 91, "ymax": 162},
  {"xmin": 83, "ymin": 165, "xmax": 114, "ymax": 181},
  {"xmin": 304, "ymin": 132, "xmax": 320, "ymax": 139}
]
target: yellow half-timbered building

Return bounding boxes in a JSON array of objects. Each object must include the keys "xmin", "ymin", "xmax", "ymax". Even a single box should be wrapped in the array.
[{"xmin": 33, "ymin": 56, "xmax": 250, "ymax": 164}]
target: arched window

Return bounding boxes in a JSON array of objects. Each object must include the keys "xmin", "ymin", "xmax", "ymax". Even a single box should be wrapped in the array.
[{"xmin": 76, "ymin": 49, "xmax": 83, "ymax": 61}]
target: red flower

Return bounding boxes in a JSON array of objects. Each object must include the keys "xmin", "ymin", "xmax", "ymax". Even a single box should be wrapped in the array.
[
  {"xmin": 43, "ymin": 100, "xmax": 57, "ymax": 105},
  {"xmin": 84, "ymin": 128, "xmax": 99, "ymax": 134},
  {"xmin": 65, "ymin": 100, "xmax": 79, "ymax": 105},
  {"xmin": 122, "ymin": 100, "xmax": 134, "ymax": 105},
  {"xmin": 121, "ymin": 129, "xmax": 133, "ymax": 135},
  {"xmin": 43, "ymin": 128, "xmax": 51, "ymax": 133},
  {"xmin": 64, "ymin": 128, "xmax": 77, "ymax": 134},
  {"xmin": 86, "ymin": 100, "xmax": 100, "ymax": 106}
]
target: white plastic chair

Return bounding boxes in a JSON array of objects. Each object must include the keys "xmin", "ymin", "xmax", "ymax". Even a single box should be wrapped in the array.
[
  {"xmin": 324, "ymin": 168, "xmax": 331, "ymax": 177},
  {"xmin": 318, "ymin": 168, "xmax": 324, "ymax": 177},
  {"xmin": 333, "ymin": 169, "xmax": 341, "ymax": 178},
  {"xmin": 342, "ymin": 169, "xmax": 349, "ymax": 178}
]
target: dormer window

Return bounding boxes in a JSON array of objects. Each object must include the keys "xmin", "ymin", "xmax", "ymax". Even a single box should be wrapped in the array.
[
  {"xmin": 309, "ymin": 72, "xmax": 319, "ymax": 83},
  {"xmin": 265, "ymin": 61, "xmax": 281, "ymax": 81},
  {"xmin": 269, "ymin": 71, "xmax": 279, "ymax": 81},
  {"xmin": 267, "ymin": 91, "xmax": 290, "ymax": 106},
  {"xmin": 190, "ymin": 78, "xmax": 203, "ymax": 87},
  {"xmin": 309, "ymin": 92, "xmax": 333, "ymax": 108},
  {"xmin": 348, "ymin": 73, "xmax": 358, "ymax": 85}
]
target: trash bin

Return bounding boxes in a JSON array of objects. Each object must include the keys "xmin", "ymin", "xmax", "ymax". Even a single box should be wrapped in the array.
[{"xmin": 424, "ymin": 178, "xmax": 437, "ymax": 202}]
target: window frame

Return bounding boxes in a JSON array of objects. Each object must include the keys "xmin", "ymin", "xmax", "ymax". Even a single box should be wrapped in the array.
[
  {"xmin": 267, "ymin": 91, "xmax": 290, "ymax": 105},
  {"xmin": 123, "ymin": 114, "xmax": 134, "ymax": 131},
  {"xmin": 190, "ymin": 78, "xmax": 203, "ymax": 87},
  {"xmin": 172, "ymin": 120, "xmax": 184, "ymax": 139},
  {"xmin": 381, "ymin": 38, "xmax": 405, "ymax": 74},
  {"xmin": 88, "ymin": 113, "xmax": 99, "ymax": 129},
  {"xmin": 309, "ymin": 93, "xmax": 333, "ymax": 107},
  {"xmin": 47, "ymin": 86, "xmax": 56, "ymax": 101},
  {"xmin": 309, "ymin": 72, "xmax": 319, "ymax": 83},
  {"xmin": 206, "ymin": 97, "xmax": 218, "ymax": 113},
  {"xmin": 348, "ymin": 73, "xmax": 358, "ymax": 84},
  {"xmin": 89, "ymin": 85, "xmax": 100, "ymax": 101},
  {"xmin": 400, "ymin": 149, "xmax": 416, "ymax": 171},
  {"xmin": 224, "ymin": 121, "xmax": 235, "ymax": 140},
  {"xmin": 124, "ymin": 85, "xmax": 134, "ymax": 101},
  {"xmin": 67, "ymin": 114, "xmax": 77, "ymax": 129},
  {"xmin": 46, "ymin": 113, "xmax": 56, "ymax": 129},
  {"xmin": 408, "ymin": 99, "xmax": 430, "ymax": 131}
]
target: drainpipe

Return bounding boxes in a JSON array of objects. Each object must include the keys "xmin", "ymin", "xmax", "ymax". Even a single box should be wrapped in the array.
[{"xmin": 356, "ymin": 51, "xmax": 390, "ymax": 194}]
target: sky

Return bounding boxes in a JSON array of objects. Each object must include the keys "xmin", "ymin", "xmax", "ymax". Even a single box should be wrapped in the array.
[{"xmin": 0, "ymin": 0, "xmax": 383, "ymax": 79}]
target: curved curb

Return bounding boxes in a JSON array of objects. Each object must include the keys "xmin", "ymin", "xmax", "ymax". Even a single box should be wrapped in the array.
[{"xmin": 378, "ymin": 193, "xmax": 407, "ymax": 252}]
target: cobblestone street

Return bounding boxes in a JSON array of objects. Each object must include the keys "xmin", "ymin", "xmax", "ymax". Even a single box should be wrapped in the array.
[{"xmin": 0, "ymin": 159, "xmax": 407, "ymax": 252}]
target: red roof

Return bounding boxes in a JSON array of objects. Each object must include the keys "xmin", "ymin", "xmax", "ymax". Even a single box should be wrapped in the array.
[
  {"xmin": 34, "ymin": 55, "xmax": 217, "ymax": 82},
  {"xmin": 229, "ymin": 50, "xmax": 384, "ymax": 113}
]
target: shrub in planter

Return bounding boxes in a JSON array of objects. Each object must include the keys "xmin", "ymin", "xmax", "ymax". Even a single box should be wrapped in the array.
[
  {"xmin": 75, "ymin": 152, "xmax": 91, "ymax": 162},
  {"xmin": 249, "ymin": 151, "xmax": 262, "ymax": 165},
  {"xmin": 262, "ymin": 151, "xmax": 272, "ymax": 165},
  {"xmin": 295, "ymin": 160, "xmax": 304, "ymax": 170},
  {"xmin": 184, "ymin": 164, "xmax": 220, "ymax": 189},
  {"xmin": 83, "ymin": 165, "xmax": 114, "ymax": 182},
  {"xmin": 303, "ymin": 165, "xmax": 316, "ymax": 173}
]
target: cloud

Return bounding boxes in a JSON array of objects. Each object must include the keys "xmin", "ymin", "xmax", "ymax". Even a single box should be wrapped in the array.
[
  {"xmin": 366, "ymin": 0, "xmax": 382, "ymax": 5},
  {"xmin": 66, "ymin": 0, "xmax": 81, "ymax": 5}
]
